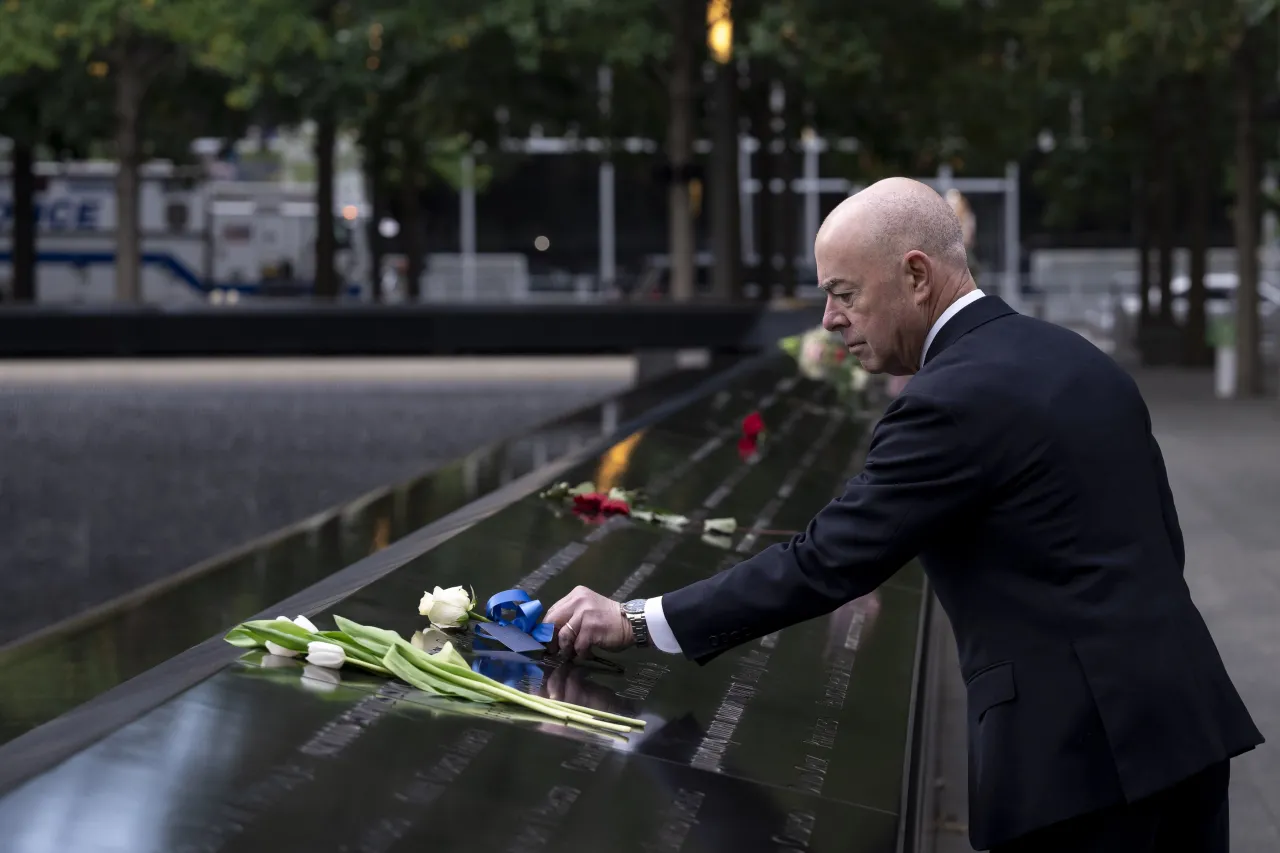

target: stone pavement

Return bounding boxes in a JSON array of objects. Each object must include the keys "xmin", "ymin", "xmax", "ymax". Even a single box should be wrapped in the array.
[{"xmin": 927, "ymin": 368, "xmax": 1280, "ymax": 852}]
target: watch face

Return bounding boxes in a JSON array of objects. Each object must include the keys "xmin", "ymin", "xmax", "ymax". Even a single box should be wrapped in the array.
[{"xmin": 622, "ymin": 599, "xmax": 645, "ymax": 614}]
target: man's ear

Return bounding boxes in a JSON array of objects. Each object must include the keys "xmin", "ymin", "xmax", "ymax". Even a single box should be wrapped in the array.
[{"xmin": 903, "ymin": 250, "xmax": 931, "ymax": 302}]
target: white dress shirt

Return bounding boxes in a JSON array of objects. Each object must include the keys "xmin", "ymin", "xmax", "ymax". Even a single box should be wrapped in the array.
[{"xmin": 643, "ymin": 289, "xmax": 987, "ymax": 654}]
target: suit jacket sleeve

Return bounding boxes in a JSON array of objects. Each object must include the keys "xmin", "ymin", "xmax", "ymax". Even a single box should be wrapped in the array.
[
  {"xmin": 662, "ymin": 393, "xmax": 985, "ymax": 663},
  {"xmin": 1141, "ymin": 404, "xmax": 1185, "ymax": 571},
  {"xmin": 1149, "ymin": 433, "xmax": 1186, "ymax": 571}
]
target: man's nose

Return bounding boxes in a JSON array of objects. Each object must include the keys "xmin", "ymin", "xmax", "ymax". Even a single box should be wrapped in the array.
[{"xmin": 822, "ymin": 302, "xmax": 847, "ymax": 332}]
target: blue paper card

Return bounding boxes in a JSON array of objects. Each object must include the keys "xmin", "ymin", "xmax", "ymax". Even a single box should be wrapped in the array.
[{"xmin": 474, "ymin": 622, "xmax": 546, "ymax": 654}]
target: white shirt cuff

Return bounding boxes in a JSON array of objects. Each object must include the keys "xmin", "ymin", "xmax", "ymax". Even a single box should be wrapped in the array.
[{"xmin": 644, "ymin": 597, "xmax": 683, "ymax": 654}]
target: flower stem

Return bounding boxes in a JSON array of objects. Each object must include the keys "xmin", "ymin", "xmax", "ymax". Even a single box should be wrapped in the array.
[{"xmin": 467, "ymin": 610, "xmax": 493, "ymax": 623}]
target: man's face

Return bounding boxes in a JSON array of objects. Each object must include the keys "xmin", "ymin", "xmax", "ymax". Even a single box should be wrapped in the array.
[{"xmin": 816, "ymin": 239, "xmax": 927, "ymax": 376}]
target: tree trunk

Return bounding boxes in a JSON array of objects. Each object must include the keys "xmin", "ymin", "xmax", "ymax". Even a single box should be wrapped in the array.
[
  {"xmin": 1153, "ymin": 81, "xmax": 1175, "ymax": 325},
  {"xmin": 365, "ymin": 131, "xmax": 385, "ymax": 303},
  {"xmin": 11, "ymin": 138, "xmax": 37, "ymax": 302},
  {"xmin": 753, "ymin": 73, "xmax": 776, "ymax": 300},
  {"xmin": 1184, "ymin": 74, "xmax": 1212, "ymax": 367},
  {"xmin": 114, "ymin": 54, "xmax": 145, "ymax": 303},
  {"xmin": 400, "ymin": 172, "xmax": 424, "ymax": 301},
  {"xmin": 314, "ymin": 111, "xmax": 338, "ymax": 300},
  {"xmin": 708, "ymin": 58, "xmax": 740, "ymax": 300},
  {"xmin": 776, "ymin": 81, "xmax": 798, "ymax": 297},
  {"xmin": 1233, "ymin": 35, "xmax": 1264, "ymax": 397},
  {"xmin": 1134, "ymin": 165, "xmax": 1152, "ymax": 332},
  {"xmin": 1137, "ymin": 166, "xmax": 1153, "ymax": 324},
  {"xmin": 666, "ymin": 0, "xmax": 696, "ymax": 302}
]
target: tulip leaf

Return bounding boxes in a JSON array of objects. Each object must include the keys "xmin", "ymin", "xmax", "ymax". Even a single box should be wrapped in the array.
[
  {"xmin": 390, "ymin": 640, "xmax": 498, "ymax": 703},
  {"xmin": 224, "ymin": 626, "xmax": 265, "ymax": 648},
  {"xmin": 382, "ymin": 646, "xmax": 446, "ymax": 695},
  {"xmin": 239, "ymin": 621, "xmax": 313, "ymax": 652},
  {"xmin": 334, "ymin": 615, "xmax": 403, "ymax": 649},
  {"xmin": 383, "ymin": 644, "xmax": 496, "ymax": 703}
]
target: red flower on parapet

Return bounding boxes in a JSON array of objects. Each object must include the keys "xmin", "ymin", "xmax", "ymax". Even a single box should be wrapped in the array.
[
  {"xmin": 572, "ymin": 492, "xmax": 605, "ymax": 513},
  {"xmin": 600, "ymin": 498, "xmax": 631, "ymax": 516},
  {"xmin": 737, "ymin": 435, "xmax": 759, "ymax": 461},
  {"xmin": 742, "ymin": 411, "xmax": 765, "ymax": 440}
]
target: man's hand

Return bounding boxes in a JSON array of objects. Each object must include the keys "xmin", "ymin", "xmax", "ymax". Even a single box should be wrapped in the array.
[{"xmin": 544, "ymin": 586, "xmax": 634, "ymax": 659}]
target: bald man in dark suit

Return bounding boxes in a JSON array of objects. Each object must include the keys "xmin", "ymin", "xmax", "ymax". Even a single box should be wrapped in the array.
[{"xmin": 546, "ymin": 178, "xmax": 1262, "ymax": 852}]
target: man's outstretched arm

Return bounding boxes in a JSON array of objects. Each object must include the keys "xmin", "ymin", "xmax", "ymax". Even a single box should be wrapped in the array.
[{"xmin": 546, "ymin": 393, "xmax": 985, "ymax": 661}]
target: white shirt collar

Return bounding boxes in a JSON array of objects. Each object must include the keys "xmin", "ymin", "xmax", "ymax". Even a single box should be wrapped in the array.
[{"xmin": 921, "ymin": 289, "xmax": 985, "ymax": 368}]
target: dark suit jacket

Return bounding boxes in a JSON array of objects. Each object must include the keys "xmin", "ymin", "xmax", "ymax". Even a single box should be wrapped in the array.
[{"xmin": 663, "ymin": 296, "xmax": 1263, "ymax": 849}]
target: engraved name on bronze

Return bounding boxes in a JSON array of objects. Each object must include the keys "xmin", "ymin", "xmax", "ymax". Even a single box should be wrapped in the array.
[
  {"xmin": 300, "ymin": 681, "xmax": 407, "ymax": 758},
  {"xmin": 352, "ymin": 728, "xmax": 494, "ymax": 853},
  {"xmin": 690, "ymin": 649, "xmax": 770, "ymax": 772},
  {"xmin": 792, "ymin": 754, "xmax": 829, "ymax": 795},
  {"xmin": 615, "ymin": 661, "xmax": 671, "ymax": 701},
  {"xmin": 503, "ymin": 785, "xmax": 581, "ymax": 853},
  {"xmin": 772, "ymin": 809, "xmax": 817, "ymax": 852},
  {"xmin": 560, "ymin": 740, "xmax": 609, "ymax": 773},
  {"xmin": 803, "ymin": 716, "xmax": 839, "ymax": 751},
  {"xmin": 642, "ymin": 788, "xmax": 705, "ymax": 853}
]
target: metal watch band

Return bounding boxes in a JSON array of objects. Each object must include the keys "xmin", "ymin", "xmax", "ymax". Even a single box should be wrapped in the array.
[{"xmin": 623, "ymin": 606, "xmax": 651, "ymax": 647}]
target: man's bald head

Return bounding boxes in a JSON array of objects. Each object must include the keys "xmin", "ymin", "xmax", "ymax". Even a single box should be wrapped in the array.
[
  {"xmin": 816, "ymin": 177, "xmax": 969, "ymax": 274},
  {"xmin": 814, "ymin": 177, "xmax": 976, "ymax": 376}
]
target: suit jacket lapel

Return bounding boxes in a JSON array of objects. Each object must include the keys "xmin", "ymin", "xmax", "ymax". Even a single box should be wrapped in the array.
[{"xmin": 923, "ymin": 296, "xmax": 1017, "ymax": 367}]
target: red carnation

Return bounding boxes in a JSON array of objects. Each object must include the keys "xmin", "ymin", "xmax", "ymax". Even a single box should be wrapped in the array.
[
  {"xmin": 572, "ymin": 492, "xmax": 606, "ymax": 513},
  {"xmin": 738, "ymin": 435, "xmax": 759, "ymax": 461},
  {"xmin": 600, "ymin": 498, "xmax": 631, "ymax": 515},
  {"xmin": 742, "ymin": 411, "xmax": 765, "ymax": 440}
]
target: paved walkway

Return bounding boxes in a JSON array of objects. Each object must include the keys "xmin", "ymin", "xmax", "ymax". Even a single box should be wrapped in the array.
[
  {"xmin": 929, "ymin": 368, "xmax": 1280, "ymax": 851},
  {"xmin": 1140, "ymin": 369, "xmax": 1280, "ymax": 852}
]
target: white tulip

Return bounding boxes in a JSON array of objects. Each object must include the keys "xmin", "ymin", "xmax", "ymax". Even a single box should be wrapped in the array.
[
  {"xmin": 418, "ymin": 585, "xmax": 474, "ymax": 629},
  {"xmin": 703, "ymin": 517, "xmax": 738, "ymax": 535},
  {"xmin": 305, "ymin": 641, "xmax": 346, "ymax": 670},
  {"xmin": 265, "ymin": 615, "xmax": 301, "ymax": 657},
  {"xmin": 293, "ymin": 614, "xmax": 319, "ymax": 633},
  {"xmin": 657, "ymin": 514, "xmax": 690, "ymax": 531}
]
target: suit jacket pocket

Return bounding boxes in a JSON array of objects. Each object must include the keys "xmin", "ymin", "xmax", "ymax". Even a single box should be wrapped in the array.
[{"xmin": 967, "ymin": 661, "xmax": 1017, "ymax": 723}]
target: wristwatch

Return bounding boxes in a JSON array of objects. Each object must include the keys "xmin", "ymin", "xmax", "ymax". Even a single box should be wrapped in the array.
[{"xmin": 621, "ymin": 599, "xmax": 651, "ymax": 647}]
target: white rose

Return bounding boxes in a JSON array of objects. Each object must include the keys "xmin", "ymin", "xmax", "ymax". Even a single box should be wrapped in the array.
[
  {"xmin": 305, "ymin": 641, "xmax": 345, "ymax": 670},
  {"xmin": 703, "ymin": 517, "xmax": 738, "ymax": 535},
  {"xmin": 418, "ymin": 585, "xmax": 474, "ymax": 629},
  {"xmin": 264, "ymin": 614, "xmax": 317, "ymax": 657}
]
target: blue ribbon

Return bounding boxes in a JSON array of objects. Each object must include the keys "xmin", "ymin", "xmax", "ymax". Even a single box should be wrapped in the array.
[{"xmin": 484, "ymin": 589, "xmax": 555, "ymax": 643}]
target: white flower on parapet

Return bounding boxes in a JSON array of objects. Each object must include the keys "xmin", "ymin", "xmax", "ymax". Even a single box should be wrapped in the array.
[
  {"xmin": 657, "ymin": 513, "xmax": 689, "ymax": 531},
  {"xmin": 850, "ymin": 366, "xmax": 869, "ymax": 391},
  {"xmin": 418, "ymin": 586, "xmax": 474, "ymax": 629},
  {"xmin": 305, "ymin": 641, "xmax": 346, "ymax": 670},
  {"xmin": 264, "ymin": 614, "xmax": 318, "ymax": 657},
  {"xmin": 798, "ymin": 328, "xmax": 831, "ymax": 379},
  {"xmin": 703, "ymin": 517, "xmax": 738, "ymax": 535}
]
